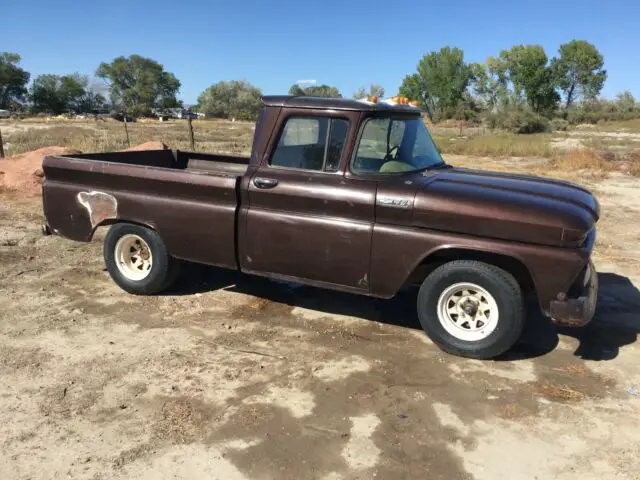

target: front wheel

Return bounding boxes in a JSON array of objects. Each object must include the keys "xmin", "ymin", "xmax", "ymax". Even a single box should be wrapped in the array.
[
  {"xmin": 104, "ymin": 223, "xmax": 180, "ymax": 295},
  {"xmin": 417, "ymin": 260, "xmax": 525, "ymax": 359}
]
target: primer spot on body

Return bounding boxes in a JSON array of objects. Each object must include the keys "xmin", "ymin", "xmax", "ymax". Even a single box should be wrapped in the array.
[{"xmin": 77, "ymin": 191, "xmax": 118, "ymax": 229}]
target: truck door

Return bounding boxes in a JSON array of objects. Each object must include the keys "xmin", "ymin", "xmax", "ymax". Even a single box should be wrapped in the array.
[{"xmin": 240, "ymin": 112, "xmax": 376, "ymax": 292}]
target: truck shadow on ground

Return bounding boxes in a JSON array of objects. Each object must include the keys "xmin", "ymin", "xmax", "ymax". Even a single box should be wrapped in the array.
[
  {"xmin": 168, "ymin": 265, "xmax": 640, "ymax": 361},
  {"xmin": 510, "ymin": 272, "xmax": 640, "ymax": 361}
]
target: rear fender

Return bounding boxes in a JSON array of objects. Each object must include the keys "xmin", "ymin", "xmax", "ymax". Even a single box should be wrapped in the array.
[{"xmin": 43, "ymin": 181, "xmax": 157, "ymax": 241}]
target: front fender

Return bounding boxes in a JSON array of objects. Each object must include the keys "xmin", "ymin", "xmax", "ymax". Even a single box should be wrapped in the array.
[{"xmin": 369, "ymin": 224, "xmax": 589, "ymax": 313}]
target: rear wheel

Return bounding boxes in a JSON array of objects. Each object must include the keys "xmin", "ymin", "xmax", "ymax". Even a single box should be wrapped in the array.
[
  {"xmin": 104, "ymin": 223, "xmax": 179, "ymax": 295},
  {"xmin": 417, "ymin": 260, "xmax": 525, "ymax": 359}
]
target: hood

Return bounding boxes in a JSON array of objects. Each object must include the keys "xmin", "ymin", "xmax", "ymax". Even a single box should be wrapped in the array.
[{"xmin": 411, "ymin": 167, "xmax": 599, "ymax": 247}]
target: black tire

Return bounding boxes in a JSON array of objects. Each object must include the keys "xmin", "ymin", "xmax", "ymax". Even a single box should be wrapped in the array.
[
  {"xmin": 104, "ymin": 223, "xmax": 180, "ymax": 295},
  {"xmin": 417, "ymin": 260, "xmax": 525, "ymax": 359}
]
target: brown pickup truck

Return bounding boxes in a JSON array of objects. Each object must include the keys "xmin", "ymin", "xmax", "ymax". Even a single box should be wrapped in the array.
[{"xmin": 41, "ymin": 95, "xmax": 599, "ymax": 359}]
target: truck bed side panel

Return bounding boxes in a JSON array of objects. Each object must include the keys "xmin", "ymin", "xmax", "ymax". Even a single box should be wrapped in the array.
[{"xmin": 42, "ymin": 155, "xmax": 239, "ymax": 269}]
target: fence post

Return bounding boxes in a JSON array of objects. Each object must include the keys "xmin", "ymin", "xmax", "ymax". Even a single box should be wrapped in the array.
[
  {"xmin": 187, "ymin": 115, "xmax": 195, "ymax": 150},
  {"xmin": 0, "ymin": 129, "xmax": 4, "ymax": 158},
  {"xmin": 123, "ymin": 117, "xmax": 130, "ymax": 148}
]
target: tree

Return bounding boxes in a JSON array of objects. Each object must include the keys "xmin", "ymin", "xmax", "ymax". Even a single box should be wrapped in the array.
[
  {"xmin": 96, "ymin": 55, "xmax": 181, "ymax": 116},
  {"xmin": 551, "ymin": 40, "xmax": 606, "ymax": 108},
  {"xmin": 30, "ymin": 73, "xmax": 88, "ymax": 114},
  {"xmin": 288, "ymin": 83, "xmax": 342, "ymax": 97},
  {"xmin": 197, "ymin": 80, "xmax": 263, "ymax": 120},
  {"xmin": 615, "ymin": 90, "xmax": 636, "ymax": 112},
  {"xmin": 499, "ymin": 45, "xmax": 559, "ymax": 115},
  {"xmin": 470, "ymin": 58, "xmax": 510, "ymax": 111},
  {"xmin": 0, "ymin": 52, "xmax": 30, "ymax": 109},
  {"xmin": 353, "ymin": 84, "xmax": 385, "ymax": 99},
  {"xmin": 399, "ymin": 47, "xmax": 473, "ymax": 121},
  {"xmin": 398, "ymin": 73, "xmax": 433, "ymax": 116},
  {"xmin": 67, "ymin": 75, "xmax": 107, "ymax": 113}
]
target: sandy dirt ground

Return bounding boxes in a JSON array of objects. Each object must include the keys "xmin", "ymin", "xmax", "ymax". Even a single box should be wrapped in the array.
[{"xmin": 1, "ymin": 159, "xmax": 640, "ymax": 479}]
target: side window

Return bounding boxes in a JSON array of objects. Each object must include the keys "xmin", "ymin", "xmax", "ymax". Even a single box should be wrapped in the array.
[
  {"xmin": 352, "ymin": 118, "xmax": 406, "ymax": 173},
  {"xmin": 281, "ymin": 118, "xmax": 321, "ymax": 146},
  {"xmin": 270, "ymin": 116, "xmax": 349, "ymax": 172}
]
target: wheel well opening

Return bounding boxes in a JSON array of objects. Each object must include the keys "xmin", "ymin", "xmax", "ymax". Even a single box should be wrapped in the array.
[
  {"xmin": 406, "ymin": 249, "xmax": 537, "ymax": 298},
  {"xmin": 90, "ymin": 219, "xmax": 156, "ymax": 241}
]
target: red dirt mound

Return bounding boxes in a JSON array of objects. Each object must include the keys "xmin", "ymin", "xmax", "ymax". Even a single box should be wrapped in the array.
[
  {"xmin": 0, "ymin": 146, "xmax": 81, "ymax": 196},
  {"xmin": 0, "ymin": 143, "xmax": 169, "ymax": 197},
  {"xmin": 124, "ymin": 141, "xmax": 168, "ymax": 151}
]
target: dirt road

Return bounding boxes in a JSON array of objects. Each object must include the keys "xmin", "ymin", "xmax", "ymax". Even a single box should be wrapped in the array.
[{"xmin": 1, "ymin": 169, "xmax": 640, "ymax": 479}]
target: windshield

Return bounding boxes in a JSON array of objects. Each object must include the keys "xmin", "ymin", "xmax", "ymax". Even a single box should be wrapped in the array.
[{"xmin": 352, "ymin": 117, "xmax": 444, "ymax": 174}]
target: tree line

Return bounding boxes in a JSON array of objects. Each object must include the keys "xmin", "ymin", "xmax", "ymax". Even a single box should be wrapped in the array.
[
  {"xmin": 397, "ymin": 40, "xmax": 621, "ymax": 131},
  {"xmin": 0, "ymin": 54, "xmax": 181, "ymax": 117},
  {"xmin": 1, "ymin": 40, "xmax": 639, "ymax": 132}
]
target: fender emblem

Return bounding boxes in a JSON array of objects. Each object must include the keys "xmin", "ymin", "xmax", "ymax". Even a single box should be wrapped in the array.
[{"xmin": 377, "ymin": 196, "xmax": 412, "ymax": 209}]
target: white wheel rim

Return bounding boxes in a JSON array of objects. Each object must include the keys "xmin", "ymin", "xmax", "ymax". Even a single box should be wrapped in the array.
[
  {"xmin": 114, "ymin": 234, "xmax": 153, "ymax": 281},
  {"xmin": 436, "ymin": 282, "xmax": 499, "ymax": 342}
]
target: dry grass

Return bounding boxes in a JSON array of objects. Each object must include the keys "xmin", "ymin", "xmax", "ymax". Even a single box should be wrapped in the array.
[
  {"xmin": 553, "ymin": 364, "xmax": 589, "ymax": 375},
  {"xmin": 532, "ymin": 382, "xmax": 588, "ymax": 402},
  {"xmin": 583, "ymin": 118, "xmax": 640, "ymax": 133},
  {"xmin": 551, "ymin": 150, "xmax": 614, "ymax": 171},
  {"xmin": 2, "ymin": 117, "xmax": 640, "ymax": 179},
  {"xmin": 580, "ymin": 136, "xmax": 640, "ymax": 152},
  {"xmin": 1, "ymin": 118, "xmax": 255, "ymax": 157},
  {"xmin": 543, "ymin": 149, "xmax": 640, "ymax": 178},
  {"xmin": 628, "ymin": 151, "xmax": 640, "ymax": 176},
  {"xmin": 434, "ymin": 133, "xmax": 556, "ymax": 158}
]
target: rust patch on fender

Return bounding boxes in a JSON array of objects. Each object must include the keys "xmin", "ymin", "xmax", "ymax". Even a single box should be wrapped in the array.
[{"xmin": 77, "ymin": 191, "xmax": 118, "ymax": 228}]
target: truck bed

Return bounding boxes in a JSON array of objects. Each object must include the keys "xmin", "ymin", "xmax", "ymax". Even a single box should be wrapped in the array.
[
  {"xmin": 42, "ymin": 149, "xmax": 248, "ymax": 270},
  {"xmin": 64, "ymin": 149, "xmax": 250, "ymax": 178}
]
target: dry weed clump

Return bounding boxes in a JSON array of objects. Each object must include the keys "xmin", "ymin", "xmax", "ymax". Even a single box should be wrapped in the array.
[
  {"xmin": 549, "ymin": 149, "xmax": 640, "ymax": 177},
  {"xmin": 551, "ymin": 150, "xmax": 615, "ymax": 172},
  {"xmin": 627, "ymin": 150, "xmax": 640, "ymax": 176},
  {"xmin": 532, "ymin": 382, "xmax": 588, "ymax": 402}
]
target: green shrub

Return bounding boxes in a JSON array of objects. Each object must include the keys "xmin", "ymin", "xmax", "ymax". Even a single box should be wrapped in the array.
[
  {"xmin": 565, "ymin": 94, "xmax": 640, "ymax": 125},
  {"xmin": 551, "ymin": 118, "xmax": 569, "ymax": 131},
  {"xmin": 488, "ymin": 108, "xmax": 550, "ymax": 134}
]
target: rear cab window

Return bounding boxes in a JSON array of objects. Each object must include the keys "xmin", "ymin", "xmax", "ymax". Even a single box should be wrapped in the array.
[{"xmin": 270, "ymin": 116, "xmax": 349, "ymax": 172}]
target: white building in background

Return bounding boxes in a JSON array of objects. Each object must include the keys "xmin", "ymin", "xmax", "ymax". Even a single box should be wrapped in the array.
[{"xmin": 0, "ymin": 109, "xmax": 10, "ymax": 118}]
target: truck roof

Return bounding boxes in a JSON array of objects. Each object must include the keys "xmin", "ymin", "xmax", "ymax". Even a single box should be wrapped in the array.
[{"xmin": 261, "ymin": 95, "xmax": 422, "ymax": 113}]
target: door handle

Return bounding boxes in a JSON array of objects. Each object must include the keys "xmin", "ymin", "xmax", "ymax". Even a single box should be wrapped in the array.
[{"xmin": 253, "ymin": 177, "xmax": 279, "ymax": 189}]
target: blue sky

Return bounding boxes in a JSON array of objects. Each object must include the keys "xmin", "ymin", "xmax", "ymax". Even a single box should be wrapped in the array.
[{"xmin": 3, "ymin": 0, "xmax": 638, "ymax": 103}]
